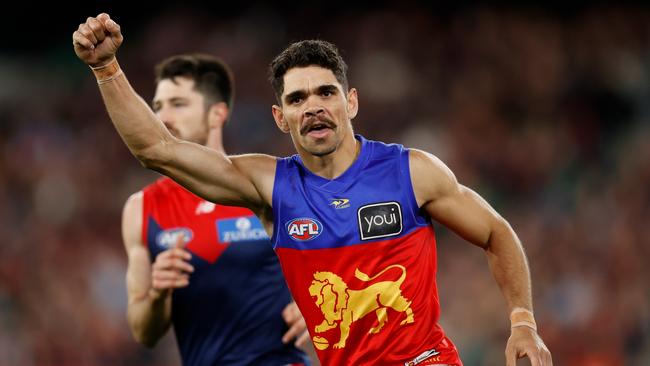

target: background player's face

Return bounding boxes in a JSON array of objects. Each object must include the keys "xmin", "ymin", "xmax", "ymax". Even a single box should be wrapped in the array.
[
  {"xmin": 273, "ymin": 66, "xmax": 358, "ymax": 157},
  {"xmin": 153, "ymin": 77, "xmax": 210, "ymax": 145}
]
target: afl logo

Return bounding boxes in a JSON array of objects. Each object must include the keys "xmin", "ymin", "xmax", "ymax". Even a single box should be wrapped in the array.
[
  {"xmin": 156, "ymin": 228, "xmax": 193, "ymax": 248},
  {"xmin": 286, "ymin": 218, "xmax": 323, "ymax": 241}
]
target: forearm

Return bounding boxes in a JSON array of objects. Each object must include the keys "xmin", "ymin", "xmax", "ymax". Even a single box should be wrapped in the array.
[
  {"xmin": 92, "ymin": 61, "xmax": 264, "ymax": 206},
  {"xmin": 485, "ymin": 219, "xmax": 533, "ymax": 313},
  {"xmin": 489, "ymin": 222, "xmax": 552, "ymax": 364},
  {"xmin": 93, "ymin": 59, "xmax": 173, "ymax": 168},
  {"xmin": 127, "ymin": 290, "xmax": 172, "ymax": 347}
]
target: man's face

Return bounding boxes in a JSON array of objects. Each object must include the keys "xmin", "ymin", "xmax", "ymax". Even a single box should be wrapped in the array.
[
  {"xmin": 153, "ymin": 77, "xmax": 209, "ymax": 145},
  {"xmin": 273, "ymin": 66, "xmax": 358, "ymax": 157}
]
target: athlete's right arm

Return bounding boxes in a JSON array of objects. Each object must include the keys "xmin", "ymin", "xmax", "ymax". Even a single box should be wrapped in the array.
[
  {"xmin": 72, "ymin": 13, "xmax": 272, "ymax": 210},
  {"xmin": 122, "ymin": 192, "xmax": 170, "ymax": 347}
]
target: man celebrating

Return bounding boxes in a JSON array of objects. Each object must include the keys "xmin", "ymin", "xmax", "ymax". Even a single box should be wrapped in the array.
[
  {"xmin": 73, "ymin": 13, "xmax": 552, "ymax": 366},
  {"xmin": 118, "ymin": 53, "xmax": 309, "ymax": 365}
]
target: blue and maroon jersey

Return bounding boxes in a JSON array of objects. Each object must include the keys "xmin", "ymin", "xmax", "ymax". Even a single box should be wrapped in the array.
[
  {"xmin": 142, "ymin": 177, "xmax": 308, "ymax": 366},
  {"xmin": 272, "ymin": 135, "xmax": 462, "ymax": 366}
]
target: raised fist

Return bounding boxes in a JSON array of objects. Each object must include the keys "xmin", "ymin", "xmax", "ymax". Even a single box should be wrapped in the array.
[{"xmin": 72, "ymin": 13, "xmax": 123, "ymax": 67}]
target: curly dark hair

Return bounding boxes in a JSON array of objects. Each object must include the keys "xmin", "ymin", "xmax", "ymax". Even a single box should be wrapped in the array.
[
  {"xmin": 155, "ymin": 53, "xmax": 234, "ymax": 111},
  {"xmin": 268, "ymin": 40, "xmax": 348, "ymax": 104}
]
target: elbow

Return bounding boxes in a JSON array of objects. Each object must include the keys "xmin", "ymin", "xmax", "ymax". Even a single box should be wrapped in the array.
[
  {"xmin": 130, "ymin": 326, "xmax": 160, "ymax": 348},
  {"xmin": 138, "ymin": 336, "xmax": 159, "ymax": 349},
  {"xmin": 127, "ymin": 310, "xmax": 163, "ymax": 348},
  {"xmin": 484, "ymin": 216, "xmax": 513, "ymax": 252},
  {"xmin": 135, "ymin": 151, "xmax": 159, "ymax": 170},
  {"xmin": 133, "ymin": 143, "xmax": 170, "ymax": 171}
]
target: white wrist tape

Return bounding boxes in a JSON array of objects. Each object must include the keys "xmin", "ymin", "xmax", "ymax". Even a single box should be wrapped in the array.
[{"xmin": 510, "ymin": 307, "xmax": 537, "ymax": 331}]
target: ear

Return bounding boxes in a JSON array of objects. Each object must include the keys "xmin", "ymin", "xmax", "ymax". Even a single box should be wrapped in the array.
[
  {"xmin": 272, "ymin": 104, "xmax": 290, "ymax": 134},
  {"xmin": 207, "ymin": 102, "xmax": 229, "ymax": 130},
  {"xmin": 347, "ymin": 88, "xmax": 359, "ymax": 120}
]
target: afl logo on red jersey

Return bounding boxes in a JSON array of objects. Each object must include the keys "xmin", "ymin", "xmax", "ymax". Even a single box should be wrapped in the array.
[
  {"xmin": 286, "ymin": 218, "xmax": 322, "ymax": 241},
  {"xmin": 156, "ymin": 227, "xmax": 193, "ymax": 248}
]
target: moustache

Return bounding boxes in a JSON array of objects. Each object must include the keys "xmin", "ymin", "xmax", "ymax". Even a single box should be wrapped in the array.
[{"xmin": 300, "ymin": 116, "xmax": 336, "ymax": 135}]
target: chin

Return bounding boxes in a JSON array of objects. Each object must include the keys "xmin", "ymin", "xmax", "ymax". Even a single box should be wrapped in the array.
[
  {"xmin": 296, "ymin": 133, "xmax": 339, "ymax": 157},
  {"xmin": 308, "ymin": 144, "xmax": 337, "ymax": 157}
]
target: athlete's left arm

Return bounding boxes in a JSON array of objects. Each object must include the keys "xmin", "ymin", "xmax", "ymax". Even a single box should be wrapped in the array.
[{"xmin": 409, "ymin": 149, "xmax": 552, "ymax": 366}]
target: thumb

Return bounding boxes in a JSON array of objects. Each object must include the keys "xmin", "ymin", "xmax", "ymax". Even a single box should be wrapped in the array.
[
  {"xmin": 96, "ymin": 13, "xmax": 110, "ymax": 23},
  {"xmin": 175, "ymin": 233, "xmax": 187, "ymax": 249},
  {"xmin": 104, "ymin": 17, "xmax": 121, "ymax": 37},
  {"xmin": 98, "ymin": 13, "xmax": 123, "ymax": 43}
]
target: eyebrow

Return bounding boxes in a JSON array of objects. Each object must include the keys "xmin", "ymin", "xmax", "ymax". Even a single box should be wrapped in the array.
[
  {"xmin": 152, "ymin": 96, "xmax": 188, "ymax": 108},
  {"xmin": 283, "ymin": 84, "xmax": 339, "ymax": 103},
  {"xmin": 318, "ymin": 84, "xmax": 338, "ymax": 94},
  {"xmin": 284, "ymin": 90, "xmax": 307, "ymax": 104}
]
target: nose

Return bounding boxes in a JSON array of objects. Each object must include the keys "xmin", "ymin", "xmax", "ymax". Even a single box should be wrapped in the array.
[
  {"xmin": 162, "ymin": 120, "xmax": 175, "ymax": 133},
  {"xmin": 304, "ymin": 106, "xmax": 325, "ymax": 118},
  {"xmin": 303, "ymin": 97, "xmax": 325, "ymax": 118},
  {"xmin": 156, "ymin": 105, "xmax": 175, "ymax": 128}
]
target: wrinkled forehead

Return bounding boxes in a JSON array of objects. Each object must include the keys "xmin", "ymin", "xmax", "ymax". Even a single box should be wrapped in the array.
[{"xmin": 282, "ymin": 66, "xmax": 343, "ymax": 96}]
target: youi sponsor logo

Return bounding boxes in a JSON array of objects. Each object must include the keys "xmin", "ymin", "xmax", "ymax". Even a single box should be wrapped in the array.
[{"xmin": 357, "ymin": 201, "xmax": 403, "ymax": 240}]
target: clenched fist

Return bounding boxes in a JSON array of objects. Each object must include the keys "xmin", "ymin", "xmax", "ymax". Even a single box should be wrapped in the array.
[{"xmin": 72, "ymin": 13, "xmax": 123, "ymax": 67}]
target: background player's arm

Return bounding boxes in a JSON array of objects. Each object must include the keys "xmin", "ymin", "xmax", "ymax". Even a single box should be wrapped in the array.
[
  {"xmin": 123, "ymin": 192, "xmax": 195, "ymax": 348},
  {"xmin": 122, "ymin": 192, "xmax": 172, "ymax": 347},
  {"xmin": 73, "ymin": 14, "xmax": 273, "ymax": 211},
  {"xmin": 409, "ymin": 149, "xmax": 552, "ymax": 366}
]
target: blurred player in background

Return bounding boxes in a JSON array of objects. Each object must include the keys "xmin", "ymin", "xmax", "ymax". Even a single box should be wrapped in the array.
[
  {"xmin": 119, "ymin": 53, "xmax": 310, "ymax": 365},
  {"xmin": 74, "ymin": 13, "xmax": 552, "ymax": 366}
]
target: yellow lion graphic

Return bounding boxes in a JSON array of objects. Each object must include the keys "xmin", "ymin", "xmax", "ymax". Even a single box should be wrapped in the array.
[{"xmin": 308, "ymin": 264, "xmax": 414, "ymax": 349}]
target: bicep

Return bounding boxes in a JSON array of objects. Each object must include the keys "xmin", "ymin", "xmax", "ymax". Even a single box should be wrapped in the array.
[
  {"xmin": 150, "ymin": 140, "xmax": 274, "ymax": 209},
  {"xmin": 122, "ymin": 193, "xmax": 152, "ymax": 301},
  {"xmin": 410, "ymin": 149, "xmax": 503, "ymax": 248},
  {"xmin": 424, "ymin": 184, "xmax": 503, "ymax": 248}
]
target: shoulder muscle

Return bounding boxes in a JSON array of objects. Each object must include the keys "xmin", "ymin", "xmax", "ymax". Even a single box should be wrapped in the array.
[{"xmin": 409, "ymin": 148, "xmax": 459, "ymax": 208}]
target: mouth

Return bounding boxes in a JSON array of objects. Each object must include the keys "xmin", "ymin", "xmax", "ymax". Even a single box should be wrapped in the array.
[{"xmin": 300, "ymin": 118, "xmax": 336, "ymax": 138}]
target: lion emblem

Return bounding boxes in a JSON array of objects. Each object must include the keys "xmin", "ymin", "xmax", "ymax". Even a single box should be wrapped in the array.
[{"xmin": 308, "ymin": 264, "xmax": 414, "ymax": 349}]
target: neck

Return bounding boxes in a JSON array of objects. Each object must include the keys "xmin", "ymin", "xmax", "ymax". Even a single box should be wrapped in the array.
[
  {"xmin": 205, "ymin": 128, "xmax": 225, "ymax": 154},
  {"xmin": 299, "ymin": 132, "xmax": 360, "ymax": 180}
]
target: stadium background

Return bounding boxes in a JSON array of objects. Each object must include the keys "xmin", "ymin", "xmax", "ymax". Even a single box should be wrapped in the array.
[{"xmin": 1, "ymin": 1, "xmax": 649, "ymax": 365}]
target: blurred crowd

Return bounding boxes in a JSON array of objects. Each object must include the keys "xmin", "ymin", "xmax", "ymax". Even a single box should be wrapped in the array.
[{"xmin": 1, "ymin": 4, "xmax": 649, "ymax": 365}]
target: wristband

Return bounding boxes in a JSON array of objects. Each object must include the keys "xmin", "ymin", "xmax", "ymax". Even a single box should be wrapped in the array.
[
  {"xmin": 510, "ymin": 307, "xmax": 537, "ymax": 331},
  {"xmin": 90, "ymin": 58, "xmax": 123, "ymax": 85}
]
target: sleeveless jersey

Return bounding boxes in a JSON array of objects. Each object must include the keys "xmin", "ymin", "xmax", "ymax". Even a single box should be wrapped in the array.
[
  {"xmin": 142, "ymin": 177, "xmax": 308, "ymax": 366},
  {"xmin": 272, "ymin": 135, "xmax": 462, "ymax": 366}
]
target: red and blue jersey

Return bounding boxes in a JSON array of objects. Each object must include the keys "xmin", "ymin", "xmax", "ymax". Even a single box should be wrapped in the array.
[
  {"xmin": 272, "ymin": 135, "xmax": 462, "ymax": 366},
  {"xmin": 142, "ymin": 177, "xmax": 308, "ymax": 366}
]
